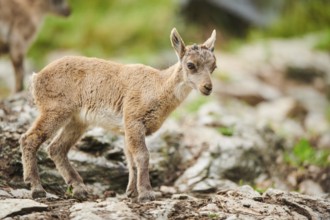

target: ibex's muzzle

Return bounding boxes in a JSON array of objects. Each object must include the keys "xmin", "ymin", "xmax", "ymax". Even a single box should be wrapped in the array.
[{"xmin": 200, "ymin": 83, "xmax": 212, "ymax": 96}]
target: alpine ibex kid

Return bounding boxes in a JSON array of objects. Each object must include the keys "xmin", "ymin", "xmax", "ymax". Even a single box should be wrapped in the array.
[
  {"xmin": 20, "ymin": 28, "xmax": 217, "ymax": 202},
  {"xmin": 0, "ymin": 0, "xmax": 71, "ymax": 92}
]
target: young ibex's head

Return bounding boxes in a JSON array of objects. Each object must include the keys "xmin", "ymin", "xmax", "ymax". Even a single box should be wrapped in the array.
[
  {"xmin": 171, "ymin": 28, "xmax": 217, "ymax": 96},
  {"xmin": 46, "ymin": 0, "xmax": 71, "ymax": 17}
]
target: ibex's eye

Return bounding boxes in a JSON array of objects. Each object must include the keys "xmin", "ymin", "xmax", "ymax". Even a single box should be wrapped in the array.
[{"xmin": 187, "ymin": 62, "xmax": 196, "ymax": 70}]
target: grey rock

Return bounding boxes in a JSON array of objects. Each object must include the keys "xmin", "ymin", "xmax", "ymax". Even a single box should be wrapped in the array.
[
  {"xmin": 199, "ymin": 203, "xmax": 219, "ymax": 212},
  {"xmin": 9, "ymin": 188, "xmax": 31, "ymax": 199},
  {"xmin": 9, "ymin": 188, "xmax": 58, "ymax": 199},
  {"xmin": 238, "ymin": 185, "xmax": 262, "ymax": 200},
  {"xmin": 160, "ymin": 185, "xmax": 177, "ymax": 195},
  {"xmin": 0, "ymin": 109, "xmax": 5, "ymax": 118},
  {"xmin": 68, "ymin": 150, "xmax": 128, "ymax": 193},
  {"xmin": 262, "ymin": 188, "xmax": 330, "ymax": 219},
  {"xmin": 1, "ymin": 186, "xmax": 329, "ymax": 219},
  {"xmin": 0, "ymin": 189, "xmax": 11, "ymax": 198},
  {"xmin": 209, "ymin": 137, "xmax": 266, "ymax": 182},
  {"xmin": 192, "ymin": 178, "xmax": 237, "ymax": 193},
  {"xmin": 305, "ymin": 112, "xmax": 329, "ymax": 134},
  {"xmin": 285, "ymin": 66, "xmax": 326, "ymax": 83},
  {"xmin": 225, "ymin": 215, "xmax": 240, "ymax": 220},
  {"xmin": 0, "ymin": 60, "xmax": 15, "ymax": 95},
  {"xmin": 70, "ymin": 198, "xmax": 138, "ymax": 220},
  {"xmin": 147, "ymin": 199, "xmax": 177, "ymax": 219},
  {"xmin": 257, "ymin": 97, "xmax": 306, "ymax": 123},
  {"xmin": 171, "ymin": 193, "xmax": 195, "ymax": 200},
  {"xmin": 175, "ymin": 151, "xmax": 211, "ymax": 192},
  {"xmin": 198, "ymin": 203, "xmax": 221, "ymax": 218},
  {"xmin": 175, "ymin": 123, "xmax": 282, "ymax": 193},
  {"xmin": 319, "ymin": 133, "xmax": 330, "ymax": 149},
  {"xmin": 0, "ymin": 199, "xmax": 48, "ymax": 219},
  {"xmin": 299, "ymin": 179, "xmax": 325, "ymax": 197},
  {"xmin": 216, "ymin": 78, "xmax": 282, "ymax": 105},
  {"xmin": 105, "ymin": 148, "xmax": 124, "ymax": 161},
  {"xmin": 238, "ymin": 35, "xmax": 330, "ymax": 76}
]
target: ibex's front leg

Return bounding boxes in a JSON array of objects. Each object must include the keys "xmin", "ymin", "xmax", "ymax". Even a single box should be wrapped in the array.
[
  {"xmin": 124, "ymin": 146, "xmax": 138, "ymax": 198},
  {"xmin": 124, "ymin": 121, "xmax": 155, "ymax": 202}
]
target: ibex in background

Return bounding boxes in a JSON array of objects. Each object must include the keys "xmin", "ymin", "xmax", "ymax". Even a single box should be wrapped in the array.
[
  {"xmin": 0, "ymin": 0, "xmax": 71, "ymax": 92},
  {"xmin": 20, "ymin": 28, "xmax": 217, "ymax": 202}
]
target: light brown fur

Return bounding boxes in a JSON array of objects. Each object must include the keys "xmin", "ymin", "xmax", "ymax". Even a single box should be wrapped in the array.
[
  {"xmin": 0, "ymin": 0, "xmax": 70, "ymax": 92},
  {"xmin": 20, "ymin": 28, "xmax": 217, "ymax": 202}
]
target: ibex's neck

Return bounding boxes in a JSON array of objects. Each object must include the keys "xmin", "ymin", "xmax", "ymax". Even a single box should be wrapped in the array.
[{"xmin": 162, "ymin": 62, "xmax": 192, "ymax": 102}]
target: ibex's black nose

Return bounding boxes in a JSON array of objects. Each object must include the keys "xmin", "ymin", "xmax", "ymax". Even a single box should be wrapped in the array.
[{"xmin": 204, "ymin": 84, "xmax": 212, "ymax": 92}]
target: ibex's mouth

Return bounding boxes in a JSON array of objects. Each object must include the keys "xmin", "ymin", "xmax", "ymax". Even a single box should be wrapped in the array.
[
  {"xmin": 199, "ymin": 85, "xmax": 212, "ymax": 96},
  {"xmin": 200, "ymin": 88, "xmax": 212, "ymax": 96}
]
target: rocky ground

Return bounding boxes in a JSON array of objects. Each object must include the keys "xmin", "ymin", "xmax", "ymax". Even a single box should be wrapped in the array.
[
  {"xmin": 1, "ymin": 186, "xmax": 329, "ymax": 219},
  {"xmin": 0, "ymin": 35, "xmax": 330, "ymax": 219}
]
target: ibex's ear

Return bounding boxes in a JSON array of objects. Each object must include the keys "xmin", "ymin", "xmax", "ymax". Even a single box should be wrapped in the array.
[
  {"xmin": 170, "ymin": 28, "xmax": 186, "ymax": 60},
  {"xmin": 203, "ymin": 30, "xmax": 216, "ymax": 52}
]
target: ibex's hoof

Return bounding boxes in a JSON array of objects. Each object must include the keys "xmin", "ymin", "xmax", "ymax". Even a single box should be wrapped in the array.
[
  {"xmin": 138, "ymin": 191, "xmax": 155, "ymax": 203},
  {"xmin": 32, "ymin": 186, "xmax": 46, "ymax": 199},
  {"xmin": 73, "ymin": 186, "xmax": 88, "ymax": 200},
  {"xmin": 126, "ymin": 188, "xmax": 138, "ymax": 198}
]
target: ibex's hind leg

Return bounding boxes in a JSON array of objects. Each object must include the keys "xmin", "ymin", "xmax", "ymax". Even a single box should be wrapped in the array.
[
  {"xmin": 20, "ymin": 112, "xmax": 69, "ymax": 198},
  {"xmin": 124, "ymin": 147, "xmax": 138, "ymax": 198},
  {"xmin": 47, "ymin": 117, "xmax": 88, "ymax": 199},
  {"xmin": 10, "ymin": 45, "xmax": 25, "ymax": 92}
]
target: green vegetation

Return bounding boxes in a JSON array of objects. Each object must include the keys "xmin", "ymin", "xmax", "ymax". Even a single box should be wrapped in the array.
[
  {"xmin": 315, "ymin": 30, "xmax": 330, "ymax": 51},
  {"xmin": 222, "ymin": 38, "xmax": 245, "ymax": 52},
  {"xmin": 265, "ymin": 0, "xmax": 330, "ymax": 38},
  {"xmin": 248, "ymin": 0, "xmax": 330, "ymax": 51},
  {"xmin": 253, "ymin": 186, "xmax": 266, "ymax": 194},
  {"xmin": 171, "ymin": 96, "xmax": 215, "ymax": 120},
  {"xmin": 217, "ymin": 126, "xmax": 234, "ymax": 136},
  {"xmin": 184, "ymin": 96, "xmax": 210, "ymax": 113},
  {"xmin": 28, "ymin": 0, "xmax": 188, "ymax": 66},
  {"xmin": 214, "ymin": 70, "xmax": 232, "ymax": 83},
  {"xmin": 27, "ymin": 0, "xmax": 330, "ymax": 66},
  {"xmin": 22, "ymin": 0, "xmax": 330, "ymax": 66},
  {"xmin": 284, "ymin": 139, "xmax": 330, "ymax": 167},
  {"xmin": 0, "ymin": 80, "xmax": 10, "ymax": 99},
  {"xmin": 207, "ymin": 213, "xmax": 220, "ymax": 219},
  {"xmin": 326, "ymin": 104, "xmax": 330, "ymax": 123},
  {"xmin": 66, "ymin": 185, "xmax": 73, "ymax": 196}
]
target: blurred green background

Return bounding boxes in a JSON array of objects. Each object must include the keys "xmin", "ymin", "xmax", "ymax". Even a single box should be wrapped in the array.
[
  {"xmin": 28, "ymin": 0, "xmax": 186, "ymax": 66},
  {"xmin": 250, "ymin": 0, "xmax": 330, "ymax": 50},
  {"xmin": 28, "ymin": 0, "xmax": 330, "ymax": 68}
]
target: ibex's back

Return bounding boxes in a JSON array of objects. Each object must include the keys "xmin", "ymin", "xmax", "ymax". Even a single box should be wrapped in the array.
[
  {"xmin": 21, "ymin": 28, "xmax": 217, "ymax": 202},
  {"xmin": 32, "ymin": 56, "xmax": 177, "ymax": 134}
]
